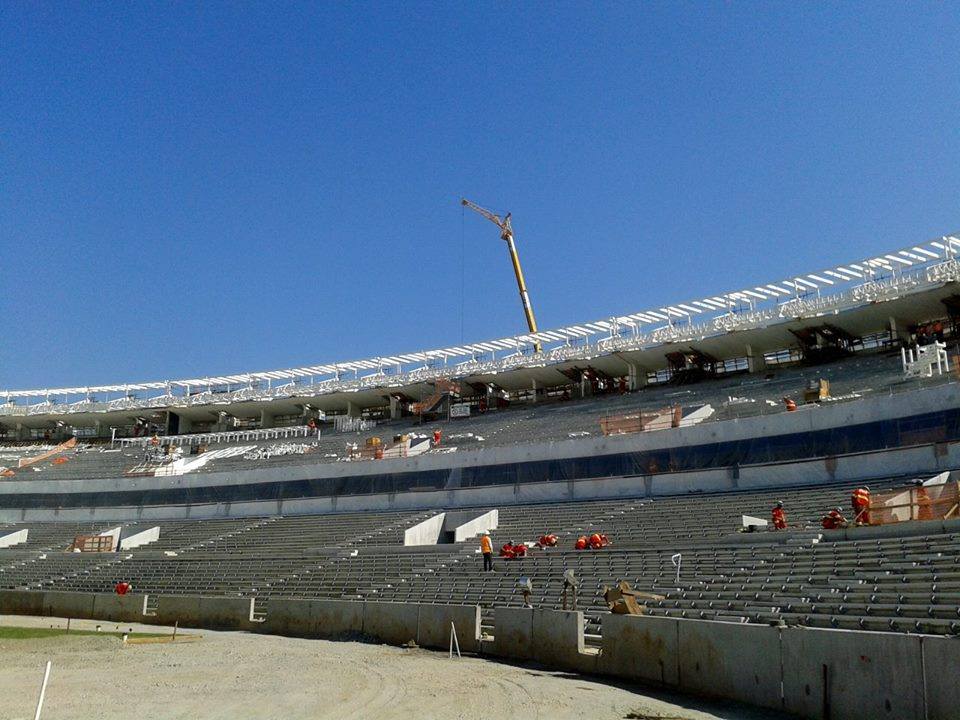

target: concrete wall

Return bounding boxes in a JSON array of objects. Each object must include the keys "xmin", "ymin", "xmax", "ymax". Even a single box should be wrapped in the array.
[
  {"xmin": 921, "ymin": 635, "xmax": 960, "ymax": 720},
  {"xmin": 42, "ymin": 591, "xmax": 96, "ymax": 619},
  {"xmin": 403, "ymin": 513, "xmax": 445, "ymax": 546},
  {"xmin": 678, "ymin": 619, "xmax": 782, "ymax": 710},
  {"xmin": 781, "ymin": 627, "xmax": 926, "ymax": 720},
  {"xmin": 0, "ymin": 529, "xmax": 28, "ymax": 547},
  {"xmin": 119, "ymin": 526, "xmax": 160, "ymax": 550},
  {"xmin": 416, "ymin": 603, "xmax": 481, "ymax": 653},
  {"xmin": 492, "ymin": 607, "xmax": 533, "ymax": 660},
  {"xmin": 90, "ymin": 592, "xmax": 145, "ymax": 623},
  {"xmin": 599, "ymin": 613, "xmax": 679, "ymax": 686},
  {"xmin": 453, "ymin": 509, "xmax": 498, "ymax": 542},
  {"xmin": 361, "ymin": 601, "xmax": 420, "ymax": 645}
]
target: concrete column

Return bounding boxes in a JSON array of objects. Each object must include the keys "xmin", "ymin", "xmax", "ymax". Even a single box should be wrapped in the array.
[
  {"xmin": 889, "ymin": 316, "xmax": 911, "ymax": 345},
  {"xmin": 389, "ymin": 396, "xmax": 402, "ymax": 420},
  {"xmin": 15, "ymin": 423, "xmax": 27, "ymax": 441},
  {"xmin": 177, "ymin": 414, "xmax": 192, "ymax": 435},
  {"xmin": 259, "ymin": 410, "xmax": 274, "ymax": 429},
  {"xmin": 746, "ymin": 344, "xmax": 767, "ymax": 374},
  {"xmin": 625, "ymin": 362, "xmax": 647, "ymax": 390},
  {"xmin": 345, "ymin": 401, "xmax": 362, "ymax": 418},
  {"xmin": 530, "ymin": 379, "xmax": 538, "ymax": 403}
]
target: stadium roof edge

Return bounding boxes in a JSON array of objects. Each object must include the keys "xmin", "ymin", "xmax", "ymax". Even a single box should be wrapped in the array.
[{"xmin": 4, "ymin": 231, "xmax": 960, "ymax": 400}]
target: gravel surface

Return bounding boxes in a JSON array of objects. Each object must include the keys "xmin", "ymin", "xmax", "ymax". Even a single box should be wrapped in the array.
[{"xmin": 0, "ymin": 615, "xmax": 785, "ymax": 720}]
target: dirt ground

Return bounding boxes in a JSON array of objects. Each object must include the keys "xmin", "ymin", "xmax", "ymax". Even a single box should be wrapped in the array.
[{"xmin": 0, "ymin": 615, "xmax": 784, "ymax": 720}]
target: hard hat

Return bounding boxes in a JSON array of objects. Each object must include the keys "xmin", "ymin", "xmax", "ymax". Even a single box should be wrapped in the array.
[
  {"xmin": 835, "ymin": 507, "xmax": 843, "ymax": 513},
  {"xmin": 776, "ymin": 501, "xmax": 783, "ymax": 508}
]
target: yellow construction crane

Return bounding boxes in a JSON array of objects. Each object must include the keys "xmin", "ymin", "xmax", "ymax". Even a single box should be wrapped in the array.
[{"xmin": 461, "ymin": 198, "xmax": 542, "ymax": 353}]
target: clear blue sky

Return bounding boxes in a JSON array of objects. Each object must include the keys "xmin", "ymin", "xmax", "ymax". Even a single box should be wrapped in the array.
[{"xmin": 3, "ymin": 3, "xmax": 959, "ymax": 390}]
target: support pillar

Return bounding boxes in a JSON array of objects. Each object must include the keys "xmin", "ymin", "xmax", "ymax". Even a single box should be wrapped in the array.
[
  {"xmin": 625, "ymin": 362, "xmax": 647, "ymax": 390},
  {"xmin": 389, "ymin": 396, "xmax": 402, "ymax": 420},
  {"xmin": 530, "ymin": 379, "xmax": 538, "ymax": 403},
  {"xmin": 746, "ymin": 344, "xmax": 767, "ymax": 374},
  {"xmin": 890, "ymin": 316, "xmax": 911, "ymax": 346},
  {"xmin": 259, "ymin": 410, "xmax": 275, "ymax": 429},
  {"xmin": 346, "ymin": 401, "xmax": 362, "ymax": 418}
]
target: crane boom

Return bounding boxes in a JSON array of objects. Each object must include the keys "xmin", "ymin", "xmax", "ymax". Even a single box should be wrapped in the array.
[{"xmin": 461, "ymin": 198, "xmax": 541, "ymax": 352}]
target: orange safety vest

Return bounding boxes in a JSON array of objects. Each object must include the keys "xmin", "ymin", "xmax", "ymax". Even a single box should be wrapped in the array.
[
  {"xmin": 480, "ymin": 536, "xmax": 492, "ymax": 554},
  {"xmin": 852, "ymin": 489, "xmax": 870, "ymax": 507}
]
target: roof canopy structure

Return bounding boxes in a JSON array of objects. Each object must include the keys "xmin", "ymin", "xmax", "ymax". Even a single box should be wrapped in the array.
[{"xmin": 3, "ymin": 232, "xmax": 960, "ymax": 421}]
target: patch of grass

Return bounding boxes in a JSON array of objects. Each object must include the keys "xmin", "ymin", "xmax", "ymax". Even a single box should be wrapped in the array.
[{"xmin": 0, "ymin": 626, "xmax": 168, "ymax": 640}]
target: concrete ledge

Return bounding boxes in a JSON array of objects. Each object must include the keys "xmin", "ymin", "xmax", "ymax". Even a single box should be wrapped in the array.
[
  {"xmin": 599, "ymin": 614, "xmax": 679, "ymax": 686},
  {"xmin": 781, "ymin": 627, "xmax": 924, "ymax": 720},
  {"xmin": 416, "ymin": 604, "xmax": 480, "ymax": 653},
  {"xmin": 150, "ymin": 595, "xmax": 203, "ymax": 627},
  {"xmin": 362, "ymin": 602, "xmax": 419, "ymax": 645},
  {"xmin": 678, "ymin": 619, "xmax": 781, "ymax": 711},
  {"xmin": 197, "ymin": 597, "xmax": 255, "ymax": 631},
  {"xmin": 492, "ymin": 607, "xmax": 533, "ymax": 660},
  {"xmin": 257, "ymin": 598, "xmax": 317, "ymax": 637}
]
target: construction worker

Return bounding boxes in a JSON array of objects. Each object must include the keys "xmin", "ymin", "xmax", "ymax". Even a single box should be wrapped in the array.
[
  {"xmin": 771, "ymin": 501, "xmax": 787, "ymax": 530},
  {"xmin": 500, "ymin": 541, "xmax": 517, "ymax": 559},
  {"xmin": 537, "ymin": 533, "xmax": 558, "ymax": 548},
  {"xmin": 783, "ymin": 397, "xmax": 797, "ymax": 411},
  {"xmin": 915, "ymin": 480, "xmax": 934, "ymax": 521},
  {"xmin": 851, "ymin": 487, "xmax": 871, "ymax": 525},
  {"xmin": 574, "ymin": 535, "xmax": 588, "ymax": 550},
  {"xmin": 513, "ymin": 543, "xmax": 527, "ymax": 558},
  {"xmin": 821, "ymin": 507, "xmax": 847, "ymax": 530},
  {"xmin": 432, "ymin": 429, "xmax": 442, "ymax": 447},
  {"xmin": 480, "ymin": 533, "xmax": 493, "ymax": 572},
  {"xmin": 588, "ymin": 533, "xmax": 607, "ymax": 549},
  {"xmin": 114, "ymin": 581, "xmax": 131, "ymax": 595}
]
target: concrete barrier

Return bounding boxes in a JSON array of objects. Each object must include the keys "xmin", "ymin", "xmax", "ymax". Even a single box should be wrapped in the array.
[
  {"xmin": 313, "ymin": 599, "xmax": 364, "ymax": 639},
  {"xmin": 922, "ymin": 635, "xmax": 960, "ymax": 720},
  {"xmin": 196, "ymin": 597, "xmax": 256, "ymax": 631},
  {"xmin": 416, "ymin": 604, "xmax": 480, "ymax": 653},
  {"xmin": 0, "ymin": 589, "xmax": 45, "ymax": 616},
  {"xmin": 599, "ymin": 614, "xmax": 679, "ymax": 686},
  {"xmin": 42, "ymin": 591, "xmax": 96, "ymax": 619},
  {"xmin": 492, "ymin": 607, "xmax": 533, "ymax": 660},
  {"xmin": 150, "ymin": 595, "xmax": 203, "ymax": 627},
  {"xmin": 90, "ymin": 592, "xmax": 144, "ymax": 623},
  {"xmin": 257, "ymin": 598, "xmax": 317, "ymax": 637},
  {"xmin": 531, "ymin": 609, "xmax": 593, "ymax": 672},
  {"xmin": 362, "ymin": 602, "xmax": 419, "ymax": 645},
  {"xmin": 781, "ymin": 627, "xmax": 924, "ymax": 720},
  {"xmin": 677, "ymin": 619, "xmax": 781, "ymax": 711}
]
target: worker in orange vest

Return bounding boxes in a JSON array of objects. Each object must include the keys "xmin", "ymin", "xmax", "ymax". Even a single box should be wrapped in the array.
[
  {"xmin": 432, "ymin": 429, "xmax": 442, "ymax": 447},
  {"xmin": 537, "ymin": 533, "xmax": 558, "ymax": 548},
  {"xmin": 851, "ymin": 487, "xmax": 871, "ymax": 525},
  {"xmin": 513, "ymin": 543, "xmax": 527, "ymax": 558},
  {"xmin": 114, "ymin": 581, "xmax": 132, "ymax": 595},
  {"xmin": 771, "ymin": 501, "xmax": 787, "ymax": 530},
  {"xmin": 499, "ymin": 541, "xmax": 517, "ymax": 559},
  {"xmin": 783, "ymin": 397, "xmax": 797, "ymax": 411},
  {"xmin": 574, "ymin": 536, "xmax": 588, "ymax": 550},
  {"xmin": 821, "ymin": 507, "xmax": 847, "ymax": 529},
  {"xmin": 480, "ymin": 533, "xmax": 493, "ymax": 572},
  {"xmin": 913, "ymin": 480, "xmax": 934, "ymax": 521}
]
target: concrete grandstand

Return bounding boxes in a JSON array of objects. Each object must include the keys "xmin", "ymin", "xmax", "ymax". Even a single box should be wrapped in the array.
[{"xmin": 3, "ymin": 236, "xmax": 960, "ymax": 719}]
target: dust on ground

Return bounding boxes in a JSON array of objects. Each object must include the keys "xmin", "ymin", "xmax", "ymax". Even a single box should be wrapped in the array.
[{"xmin": 0, "ymin": 615, "xmax": 785, "ymax": 720}]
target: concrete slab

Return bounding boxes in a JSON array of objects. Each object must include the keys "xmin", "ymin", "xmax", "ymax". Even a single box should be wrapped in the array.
[
  {"xmin": 362, "ymin": 602, "xmax": 419, "ymax": 645},
  {"xmin": 781, "ymin": 627, "xmax": 924, "ymax": 720},
  {"xmin": 678, "ymin": 619, "xmax": 781, "ymax": 711},
  {"xmin": 599, "ymin": 614, "xmax": 679, "ymax": 686},
  {"xmin": 42, "ymin": 591, "xmax": 96, "ymax": 619},
  {"xmin": 416, "ymin": 604, "xmax": 481, "ymax": 653},
  {"xmin": 922, "ymin": 635, "xmax": 960, "ymax": 720},
  {"xmin": 492, "ymin": 607, "xmax": 533, "ymax": 660}
]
